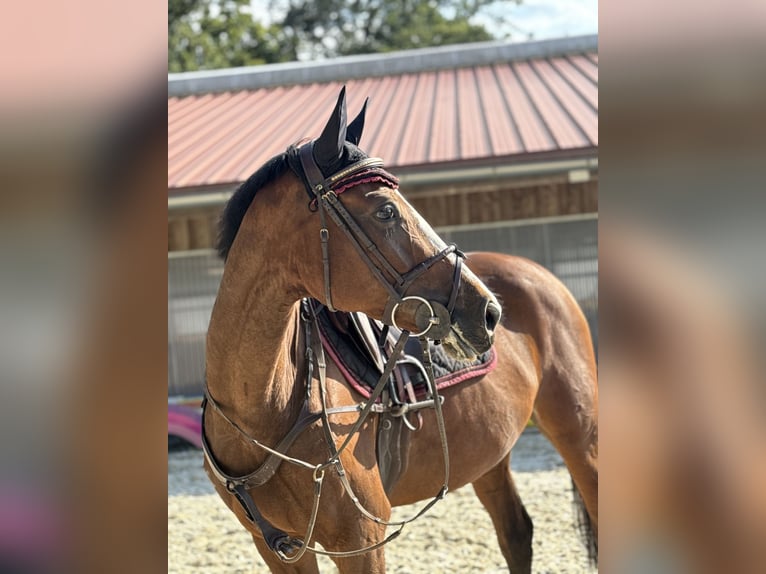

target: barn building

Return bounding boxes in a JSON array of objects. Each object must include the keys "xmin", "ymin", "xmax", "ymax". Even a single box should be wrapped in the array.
[{"xmin": 168, "ymin": 34, "xmax": 598, "ymax": 398}]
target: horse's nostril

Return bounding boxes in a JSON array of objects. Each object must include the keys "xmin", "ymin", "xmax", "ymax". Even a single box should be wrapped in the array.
[{"xmin": 485, "ymin": 301, "xmax": 501, "ymax": 333}]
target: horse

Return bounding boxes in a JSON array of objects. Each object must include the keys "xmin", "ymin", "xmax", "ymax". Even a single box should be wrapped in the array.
[{"xmin": 203, "ymin": 87, "xmax": 598, "ymax": 573}]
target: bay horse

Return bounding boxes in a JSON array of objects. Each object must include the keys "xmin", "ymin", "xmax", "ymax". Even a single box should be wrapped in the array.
[{"xmin": 204, "ymin": 88, "xmax": 598, "ymax": 573}]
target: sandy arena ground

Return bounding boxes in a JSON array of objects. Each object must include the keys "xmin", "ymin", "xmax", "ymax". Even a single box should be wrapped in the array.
[{"xmin": 169, "ymin": 427, "xmax": 595, "ymax": 573}]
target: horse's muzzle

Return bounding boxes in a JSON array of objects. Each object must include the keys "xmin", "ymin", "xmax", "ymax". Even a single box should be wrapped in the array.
[{"xmin": 442, "ymin": 295, "xmax": 500, "ymax": 360}]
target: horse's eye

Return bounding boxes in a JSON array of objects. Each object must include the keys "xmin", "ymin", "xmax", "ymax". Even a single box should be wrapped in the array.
[{"xmin": 375, "ymin": 205, "xmax": 397, "ymax": 221}]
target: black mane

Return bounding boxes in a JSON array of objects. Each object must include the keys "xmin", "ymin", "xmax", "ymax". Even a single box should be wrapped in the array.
[
  {"xmin": 217, "ymin": 142, "xmax": 368, "ymax": 260},
  {"xmin": 216, "ymin": 152, "xmax": 288, "ymax": 260}
]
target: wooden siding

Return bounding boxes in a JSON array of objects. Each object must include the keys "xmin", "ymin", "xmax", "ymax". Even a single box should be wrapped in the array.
[
  {"xmin": 167, "ymin": 174, "xmax": 597, "ymax": 252},
  {"xmin": 407, "ymin": 175, "xmax": 597, "ymax": 228},
  {"xmin": 168, "ymin": 209, "xmax": 219, "ymax": 252}
]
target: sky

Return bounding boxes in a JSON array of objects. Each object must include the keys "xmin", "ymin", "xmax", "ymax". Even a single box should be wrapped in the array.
[{"xmin": 477, "ymin": 0, "xmax": 598, "ymax": 41}]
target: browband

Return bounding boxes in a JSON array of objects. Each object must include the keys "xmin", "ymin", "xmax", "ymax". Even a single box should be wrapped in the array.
[{"xmin": 299, "ymin": 144, "xmax": 386, "ymax": 200}]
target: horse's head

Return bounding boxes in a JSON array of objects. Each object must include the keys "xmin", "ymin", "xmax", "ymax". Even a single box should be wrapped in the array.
[{"xmin": 282, "ymin": 88, "xmax": 501, "ymax": 358}]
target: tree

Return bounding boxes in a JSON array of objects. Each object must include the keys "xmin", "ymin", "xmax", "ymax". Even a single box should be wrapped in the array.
[
  {"xmin": 168, "ymin": 0, "xmax": 288, "ymax": 72},
  {"xmin": 275, "ymin": 0, "xmax": 504, "ymax": 60},
  {"xmin": 169, "ymin": 0, "xmax": 510, "ymax": 72}
]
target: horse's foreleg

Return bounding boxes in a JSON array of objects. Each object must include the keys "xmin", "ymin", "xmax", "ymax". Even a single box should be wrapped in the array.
[
  {"xmin": 252, "ymin": 535, "xmax": 320, "ymax": 574},
  {"xmin": 329, "ymin": 547, "xmax": 386, "ymax": 574},
  {"xmin": 323, "ymin": 514, "xmax": 388, "ymax": 574},
  {"xmin": 323, "ymin": 521, "xmax": 387, "ymax": 574},
  {"xmin": 472, "ymin": 454, "xmax": 533, "ymax": 574}
]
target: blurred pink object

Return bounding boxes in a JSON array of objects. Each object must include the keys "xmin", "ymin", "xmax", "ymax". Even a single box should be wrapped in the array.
[{"xmin": 168, "ymin": 404, "xmax": 202, "ymax": 448}]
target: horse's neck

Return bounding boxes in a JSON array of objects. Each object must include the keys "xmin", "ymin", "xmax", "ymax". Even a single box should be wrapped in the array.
[{"xmin": 206, "ymin": 264, "xmax": 304, "ymax": 438}]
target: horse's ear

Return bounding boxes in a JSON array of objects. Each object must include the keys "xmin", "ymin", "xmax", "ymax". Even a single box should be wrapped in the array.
[
  {"xmin": 314, "ymin": 86, "xmax": 347, "ymax": 169},
  {"xmin": 346, "ymin": 97, "xmax": 368, "ymax": 145}
]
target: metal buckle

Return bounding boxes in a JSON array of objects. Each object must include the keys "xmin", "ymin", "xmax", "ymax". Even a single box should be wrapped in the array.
[{"xmin": 275, "ymin": 537, "xmax": 304, "ymax": 561}]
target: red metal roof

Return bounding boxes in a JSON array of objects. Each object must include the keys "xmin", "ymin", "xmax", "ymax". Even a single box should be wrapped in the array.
[{"xmin": 168, "ymin": 52, "xmax": 597, "ymax": 191}]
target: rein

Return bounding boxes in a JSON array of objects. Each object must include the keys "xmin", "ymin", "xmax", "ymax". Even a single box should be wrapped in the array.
[{"xmin": 202, "ymin": 142, "xmax": 460, "ymax": 561}]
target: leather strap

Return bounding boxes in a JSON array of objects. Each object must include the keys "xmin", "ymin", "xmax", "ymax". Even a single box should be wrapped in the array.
[
  {"xmin": 317, "ymin": 206, "xmax": 335, "ymax": 311},
  {"xmin": 202, "ymin": 397, "xmax": 322, "ymax": 489},
  {"xmin": 230, "ymin": 483, "xmax": 296, "ymax": 552},
  {"xmin": 446, "ymin": 253, "xmax": 463, "ymax": 315}
]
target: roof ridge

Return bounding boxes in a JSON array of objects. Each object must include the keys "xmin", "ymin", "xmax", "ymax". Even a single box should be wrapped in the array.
[{"xmin": 168, "ymin": 35, "xmax": 598, "ymax": 97}]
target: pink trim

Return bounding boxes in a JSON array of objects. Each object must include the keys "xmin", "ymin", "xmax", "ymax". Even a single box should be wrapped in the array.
[
  {"xmin": 427, "ymin": 347, "xmax": 498, "ymax": 395},
  {"xmin": 334, "ymin": 175, "xmax": 398, "ymax": 196},
  {"xmin": 318, "ymin": 330, "xmax": 498, "ymax": 400},
  {"xmin": 309, "ymin": 169, "xmax": 399, "ymax": 209}
]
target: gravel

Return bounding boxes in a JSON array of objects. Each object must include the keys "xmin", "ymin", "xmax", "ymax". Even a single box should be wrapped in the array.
[{"xmin": 169, "ymin": 428, "xmax": 595, "ymax": 573}]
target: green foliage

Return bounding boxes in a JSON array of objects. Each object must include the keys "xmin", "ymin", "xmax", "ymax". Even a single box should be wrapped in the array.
[
  {"xmin": 278, "ymin": 0, "xmax": 498, "ymax": 59},
  {"xmin": 378, "ymin": 1, "xmax": 495, "ymax": 53},
  {"xmin": 169, "ymin": 0, "xmax": 509, "ymax": 72},
  {"xmin": 168, "ymin": 0, "xmax": 287, "ymax": 72}
]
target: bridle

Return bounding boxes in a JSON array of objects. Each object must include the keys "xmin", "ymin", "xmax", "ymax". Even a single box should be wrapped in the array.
[
  {"xmin": 297, "ymin": 142, "xmax": 464, "ymax": 339},
  {"xmin": 202, "ymin": 142, "xmax": 465, "ymax": 561}
]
